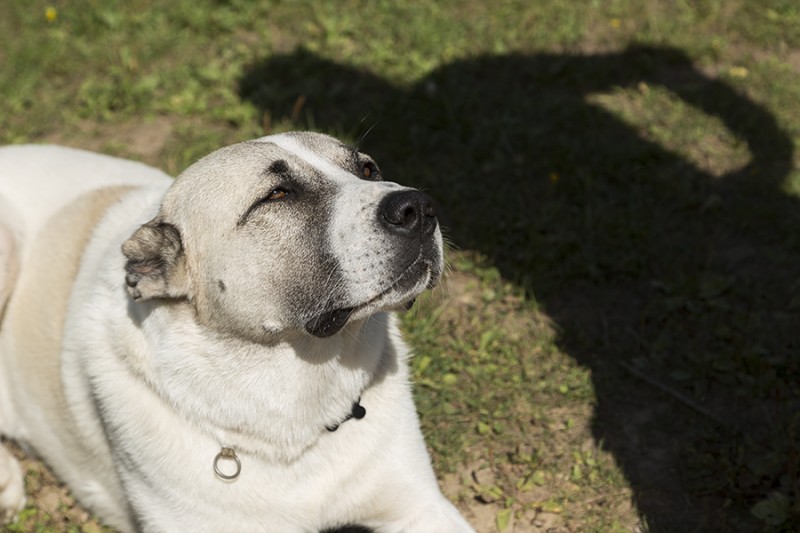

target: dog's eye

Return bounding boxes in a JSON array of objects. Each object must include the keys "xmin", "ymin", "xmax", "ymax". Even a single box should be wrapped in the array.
[
  {"xmin": 238, "ymin": 187, "xmax": 293, "ymax": 227},
  {"xmin": 361, "ymin": 161, "xmax": 380, "ymax": 181},
  {"xmin": 266, "ymin": 188, "xmax": 289, "ymax": 201}
]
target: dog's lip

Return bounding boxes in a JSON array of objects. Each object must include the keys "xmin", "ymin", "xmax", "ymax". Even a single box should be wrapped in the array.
[
  {"xmin": 357, "ymin": 258, "xmax": 434, "ymax": 309},
  {"xmin": 304, "ymin": 307, "xmax": 355, "ymax": 338},
  {"xmin": 305, "ymin": 255, "xmax": 439, "ymax": 338}
]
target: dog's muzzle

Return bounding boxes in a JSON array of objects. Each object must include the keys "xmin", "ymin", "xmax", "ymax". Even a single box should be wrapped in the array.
[{"xmin": 305, "ymin": 190, "xmax": 440, "ymax": 339}]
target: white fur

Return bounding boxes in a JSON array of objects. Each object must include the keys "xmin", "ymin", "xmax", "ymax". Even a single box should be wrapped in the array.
[{"xmin": 0, "ymin": 138, "xmax": 473, "ymax": 532}]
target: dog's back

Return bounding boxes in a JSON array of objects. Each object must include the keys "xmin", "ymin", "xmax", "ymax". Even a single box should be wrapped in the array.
[
  {"xmin": 0, "ymin": 145, "xmax": 170, "ymax": 254},
  {"xmin": 0, "ymin": 145, "xmax": 172, "ymax": 525},
  {"xmin": 0, "ymin": 144, "xmax": 172, "ymax": 423}
]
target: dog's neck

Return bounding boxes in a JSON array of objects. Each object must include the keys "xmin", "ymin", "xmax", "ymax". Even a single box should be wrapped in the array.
[{"xmin": 129, "ymin": 303, "xmax": 392, "ymax": 462}]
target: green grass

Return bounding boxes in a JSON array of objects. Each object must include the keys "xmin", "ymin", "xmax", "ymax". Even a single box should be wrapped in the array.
[{"xmin": 2, "ymin": 0, "xmax": 800, "ymax": 531}]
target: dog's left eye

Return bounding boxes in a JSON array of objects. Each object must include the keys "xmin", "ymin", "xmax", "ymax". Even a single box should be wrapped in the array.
[{"xmin": 361, "ymin": 161, "xmax": 380, "ymax": 181}]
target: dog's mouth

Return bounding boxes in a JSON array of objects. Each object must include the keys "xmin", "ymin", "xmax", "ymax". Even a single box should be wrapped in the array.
[
  {"xmin": 305, "ymin": 307, "xmax": 356, "ymax": 338},
  {"xmin": 305, "ymin": 257, "xmax": 439, "ymax": 338}
]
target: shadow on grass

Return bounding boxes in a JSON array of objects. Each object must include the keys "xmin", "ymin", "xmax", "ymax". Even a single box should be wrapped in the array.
[{"xmin": 239, "ymin": 46, "xmax": 799, "ymax": 532}]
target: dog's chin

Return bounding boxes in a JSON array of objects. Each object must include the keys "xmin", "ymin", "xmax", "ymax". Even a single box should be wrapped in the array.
[{"xmin": 305, "ymin": 260, "xmax": 441, "ymax": 338}]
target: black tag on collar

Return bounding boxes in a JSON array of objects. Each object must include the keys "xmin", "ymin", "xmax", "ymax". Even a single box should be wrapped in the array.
[{"xmin": 326, "ymin": 397, "xmax": 366, "ymax": 432}]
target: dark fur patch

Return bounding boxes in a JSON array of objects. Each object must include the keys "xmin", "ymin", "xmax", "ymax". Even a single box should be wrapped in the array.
[{"xmin": 269, "ymin": 159, "xmax": 289, "ymax": 175}]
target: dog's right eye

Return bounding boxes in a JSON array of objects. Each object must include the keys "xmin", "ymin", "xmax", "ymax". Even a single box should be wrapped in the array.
[
  {"xmin": 265, "ymin": 188, "xmax": 289, "ymax": 201},
  {"xmin": 237, "ymin": 188, "xmax": 292, "ymax": 227}
]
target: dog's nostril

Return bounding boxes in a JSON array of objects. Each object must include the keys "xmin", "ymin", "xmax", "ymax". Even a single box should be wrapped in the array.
[
  {"xmin": 379, "ymin": 190, "xmax": 437, "ymax": 236},
  {"xmin": 399, "ymin": 205, "xmax": 416, "ymax": 226}
]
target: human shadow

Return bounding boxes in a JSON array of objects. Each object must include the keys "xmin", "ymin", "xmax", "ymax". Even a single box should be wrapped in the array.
[{"xmin": 239, "ymin": 46, "xmax": 799, "ymax": 532}]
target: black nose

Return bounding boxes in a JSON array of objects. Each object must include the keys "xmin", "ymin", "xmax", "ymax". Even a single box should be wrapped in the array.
[{"xmin": 378, "ymin": 190, "xmax": 438, "ymax": 237}]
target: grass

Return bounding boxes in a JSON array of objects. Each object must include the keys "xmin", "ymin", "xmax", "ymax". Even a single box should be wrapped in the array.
[{"xmin": 2, "ymin": 0, "xmax": 800, "ymax": 531}]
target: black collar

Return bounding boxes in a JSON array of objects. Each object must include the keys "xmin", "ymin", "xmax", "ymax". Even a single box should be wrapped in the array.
[{"xmin": 325, "ymin": 397, "xmax": 366, "ymax": 432}]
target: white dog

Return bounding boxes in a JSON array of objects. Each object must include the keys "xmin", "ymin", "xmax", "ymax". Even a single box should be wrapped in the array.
[{"xmin": 0, "ymin": 132, "xmax": 474, "ymax": 532}]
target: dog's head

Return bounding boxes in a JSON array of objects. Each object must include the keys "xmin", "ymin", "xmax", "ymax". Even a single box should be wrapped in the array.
[{"xmin": 122, "ymin": 132, "xmax": 443, "ymax": 340}]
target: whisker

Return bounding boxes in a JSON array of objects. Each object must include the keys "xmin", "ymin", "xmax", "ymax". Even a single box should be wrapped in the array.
[{"xmin": 355, "ymin": 116, "xmax": 380, "ymax": 152}]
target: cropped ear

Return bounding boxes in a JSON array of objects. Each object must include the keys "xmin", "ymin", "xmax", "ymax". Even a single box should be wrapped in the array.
[{"xmin": 121, "ymin": 218, "xmax": 190, "ymax": 301}]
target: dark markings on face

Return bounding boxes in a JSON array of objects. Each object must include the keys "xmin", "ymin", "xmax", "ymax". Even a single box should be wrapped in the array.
[
  {"xmin": 218, "ymin": 279, "xmax": 226, "ymax": 292},
  {"xmin": 268, "ymin": 159, "xmax": 290, "ymax": 177},
  {"xmin": 236, "ymin": 158, "xmax": 300, "ymax": 228}
]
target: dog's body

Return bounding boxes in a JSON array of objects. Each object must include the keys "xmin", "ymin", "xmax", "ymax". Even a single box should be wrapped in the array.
[{"xmin": 0, "ymin": 133, "xmax": 473, "ymax": 532}]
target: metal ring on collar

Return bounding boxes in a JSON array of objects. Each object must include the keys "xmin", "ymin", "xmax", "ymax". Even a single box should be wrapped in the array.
[{"xmin": 213, "ymin": 447, "xmax": 242, "ymax": 480}]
